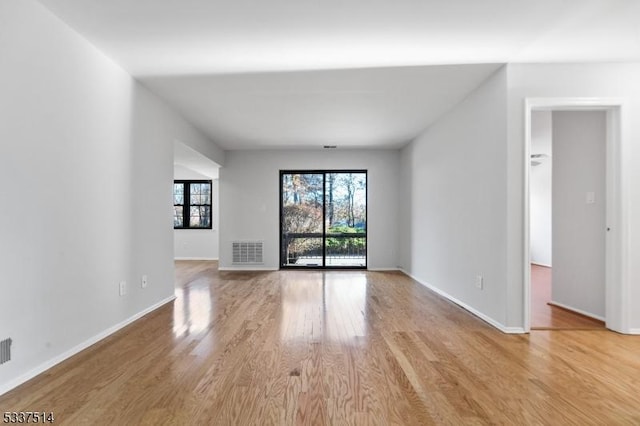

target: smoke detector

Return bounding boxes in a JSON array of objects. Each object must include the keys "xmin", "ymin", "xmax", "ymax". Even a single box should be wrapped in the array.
[{"xmin": 530, "ymin": 153, "xmax": 549, "ymax": 167}]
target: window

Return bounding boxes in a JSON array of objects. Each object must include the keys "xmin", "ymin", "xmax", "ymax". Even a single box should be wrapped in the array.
[{"xmin": 173, "ymin": 180, "xmax": 212, "ymax": 229}]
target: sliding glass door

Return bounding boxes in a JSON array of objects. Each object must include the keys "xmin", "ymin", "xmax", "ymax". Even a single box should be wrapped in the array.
[{"xmin": 280, "ymin": 170, "xmax": 367, "ymax": 269}]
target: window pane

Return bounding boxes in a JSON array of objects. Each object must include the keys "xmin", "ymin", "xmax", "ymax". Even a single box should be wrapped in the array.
[
  {"xmin": 190, "ymin": 206, "xmax": 211, "ymax": 227},
  {"xmin": 202, "ymin": 183, "xmax": 211, "ymax": 204},
  {"xmin": 174, "ymin": 183, "xmax": 184, "ymax": 205},
  {"xmin": 201, "ymin": 190, "xmax": 211, "ymax": 204},
  {"xmin": 190, "ymin": 183, "xmax": 211, "ymax": 205},
  {"xmin": 174, "ymin": 206, "xmax": 183, "ymax": 227}
]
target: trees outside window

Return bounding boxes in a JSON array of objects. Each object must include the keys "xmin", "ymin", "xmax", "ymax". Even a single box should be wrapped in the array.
[
  {"xmin": 280, "ymin": 171, "xmax": 366, "ymax": 268},
  {"xmin": 174, "ymin": 180, "xmax": 212, "ymax": 229}
]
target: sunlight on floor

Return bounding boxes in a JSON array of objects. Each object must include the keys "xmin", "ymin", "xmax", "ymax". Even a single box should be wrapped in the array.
[{"xmin": 279, "ymin": 272, "xmax": 367, "ymax": 342}]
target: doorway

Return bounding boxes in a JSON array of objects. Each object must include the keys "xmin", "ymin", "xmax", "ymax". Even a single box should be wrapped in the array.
[
  {"xmin": 280, "ymin": 170, "xmax": 367, "ymax": 269},
  {"xmin": 529, "ymin": 111, "xmax": 607, "ymax": 330},
  {"xmin": 524, "ymin": 98, "xmax": 626, "ymax": 333}
]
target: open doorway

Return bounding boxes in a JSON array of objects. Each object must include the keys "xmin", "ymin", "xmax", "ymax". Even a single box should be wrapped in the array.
[
  {"xmin": 173, "ymin": 141, "xmax": 221, "ymax": 264},
  {"xmin": 529, "ymin": 110, "xmax": 606, "ymax": 330},
  {"xmin": 524, "ymin": 98, "xmax": 625, "ymax": 333}
]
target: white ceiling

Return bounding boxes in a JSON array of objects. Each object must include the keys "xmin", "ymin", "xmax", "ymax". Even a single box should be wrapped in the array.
[
  {"xmin": 37, "ymin": 0, "xmax": 640, "ymax": 149},
  {"xmin": 144, "ymin": 64, "xmax": 501, "ymax": 149}
]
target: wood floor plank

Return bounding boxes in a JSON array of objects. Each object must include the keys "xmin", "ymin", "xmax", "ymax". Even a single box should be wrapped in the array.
[
  {"xmin": 531, "ymin": 264, "xmax": 606, "ymax": 330},
  {"xmin": 1, "ymin": 260, "xmax": 639, "ymax": 425}
]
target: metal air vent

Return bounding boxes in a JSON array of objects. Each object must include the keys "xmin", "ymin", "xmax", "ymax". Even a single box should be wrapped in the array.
[
  {"xmin": 1, "ymin": 338, "xmax": 12, "ymax": 365},
  {"xmin": 232, "ymin": 241, "xmax": 264, "ymax": 264}
]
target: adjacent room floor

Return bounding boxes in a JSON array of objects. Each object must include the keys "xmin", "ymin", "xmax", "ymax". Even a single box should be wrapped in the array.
[
  {"xmin": 1, "ymin": 261, "xmax": 637, "ymax": 424},
  {"xmin": 530, "ymin": 264, "xmax": 606, "ymax": 330}
]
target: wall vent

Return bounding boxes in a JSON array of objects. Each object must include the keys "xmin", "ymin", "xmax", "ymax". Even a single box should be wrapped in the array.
[
  {"xmin": 0, "ymin": 338, "xmax": 12, "ymax": 365},
  {"xmin": 232, "ymin": 241, "xmax": 264, "ymax": 264}
]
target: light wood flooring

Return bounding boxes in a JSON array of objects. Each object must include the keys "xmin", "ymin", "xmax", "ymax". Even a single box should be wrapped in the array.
[
  {"xmin": 531, "ymin": 264, "xmax": 606, "ymax": 330},
  {"xmin": 1, "ymin": 261, "xmax": 639, "ymax": 424}
]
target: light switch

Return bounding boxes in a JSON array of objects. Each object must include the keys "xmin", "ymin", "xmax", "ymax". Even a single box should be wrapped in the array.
[{"xmin": 586, "ymin": 192, "xmax": 595, "ymax": 204}]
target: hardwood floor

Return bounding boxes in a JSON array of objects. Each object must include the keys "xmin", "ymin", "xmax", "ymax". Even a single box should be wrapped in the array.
[
  {"xmin": 531, "ymin": 264, "xmax": 606, "ymax": 330},
  {"xmin": 1, "ymin": 261, "xmax": 639, "ymax": 424}
]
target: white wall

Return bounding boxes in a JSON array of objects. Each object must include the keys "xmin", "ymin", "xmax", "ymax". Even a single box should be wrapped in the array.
[
  {"xmin": 506, "ymin": 63, "xmax": 640, "ymax": 332},
  {"xmin": 551, "ymin": 111, "xmax": 606, "ymax": 318},
  {"xmin": 219, "ymin": 149, "xmax": 400, "ymax": 270},
  {"xmin": 0, "ymin": 0, "xmax": 221, "ymax": 393},
  {"xmin": 399, "ymin": 67, "xmax": 510, "ymax": 329},
  {"xmin": 174, "ymin": 165, "xmax": 219, "ymax": 260},
  {"xmin": 530, "ymin": 111, "xmax": 552, "ymax": 267}
]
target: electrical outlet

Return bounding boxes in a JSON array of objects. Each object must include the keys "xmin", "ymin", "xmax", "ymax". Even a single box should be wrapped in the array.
[
  {"xmin": 119, "ymin": 281, "xmax": 127, "ymax": 296},
  {"xmin": 475, "ymin": 275, "xmax": 483, "ymax": 290},
  {"xmin": 141, "ymin": 275, "xmax": 148, "ymax": 289}
]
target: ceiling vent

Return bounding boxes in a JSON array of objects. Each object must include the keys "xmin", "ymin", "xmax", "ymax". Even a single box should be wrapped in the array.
[
  {"xmin": 323, "ymin": 145, "xmax": 337, "ymax": 149},
  {"xmin": 232, "ymin": 241, "xmax": 264, "ymax": 264}
]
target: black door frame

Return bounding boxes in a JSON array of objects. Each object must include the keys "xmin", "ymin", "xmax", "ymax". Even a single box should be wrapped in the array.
[{"xmin": 279, "ymin": 170, "xmax": 368, "ymax": 270}]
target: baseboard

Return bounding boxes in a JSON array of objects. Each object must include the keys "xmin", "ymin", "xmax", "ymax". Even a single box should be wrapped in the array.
[
  {"xmin": 174, "ymin": 257, "xmax": 218, "ymax": 261},
  {"xmin": 548, "ymin": 300, "xmax": 605, "ymax": 322},
  {"xmin": 367, "ymin": 267, "xmax": 402, "ymax": 272},
  {"xmin": 530, "ymin": 262, "xmax": 552, "ymax": 268},
  {"xmin": 0, "ymin": 295, "xmax": 176, "ymax": 397},
  {"xmin": 218, "ymin": 266, "xmax": 278, "ymax": 271},
  {"xmin": 399, "ymin": 269, "xmax": 525, "ymax": 334},
  {"xmin": 628, "ymin": 328, "xmax": 640, "ymax": 335}
]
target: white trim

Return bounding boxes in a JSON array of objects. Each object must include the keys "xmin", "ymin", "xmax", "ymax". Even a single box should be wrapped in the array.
[
  {"xmin": 400, "ymin": 270, "xmax": 525, "ymax": 334},
  {"xmin": 524, "ymin": 97, "xmax": 626, "ymax": 110},
  {"xmin": 523, "ymin": 97, "xmax": 627, "ymax": 333},
  {"xmin": 0, "ymin": 296, "xmax": 175, "ymax": 397},
  {"xmin": 548, "ymin": 300, "xmax": 605, "ymax": 322},
  {"xmin": 367, "ymin": 267, "xmax": 402, "ymax": 272},
  {"xmin": 524, "ymin": 100, "xmax": 533, "ymax": 333},
  {"xmin": 218, "ymin": 266, "xmax": 278, "ymax": 271},
  {"xmin": 530, "ymin": 262, "xmax": 551, "ymax": 268},
  {"xmin": 174, "ymin": 257, "xmax": 218, "ymax": 261},
  {"xmin": 628, "ymin": 329, "xmax": 640, "ymax": 335}
]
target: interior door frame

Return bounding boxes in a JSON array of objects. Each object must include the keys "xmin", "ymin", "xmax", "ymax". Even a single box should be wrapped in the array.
[
  {"xmin": 523, "ymin": 97, "xmax": 628, "ymax": 333},
  {"xmin": 279, "ymin": 170, "xmax": 368, "ymax": 270}
]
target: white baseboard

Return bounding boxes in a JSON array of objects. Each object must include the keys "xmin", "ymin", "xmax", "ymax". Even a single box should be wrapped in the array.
[
  {"xmin": 530, "ymin": 262, "xmax": 552, "ymax": 268},
  {"xmin": 399, "ymin": 269, "xmax": 525, "ymax": 334},
  {"xmin": 218, "ymin": 266, "xmax": 278, "ymax": 271},
  {"xmin": 548, "ymin": 300, "xmax": 605, "ymax": 322},
  {"xmin": 0, "ymin": 295, "xmax": 175, "ymax": 397},
  {"xmin": 367, "ymin": 267, "xmax": 401, "ymax": 272},
  {"xmin": 628, "ymin": 328, "xmax": 640, "ymax": 335},
  {"xmin": 174, "ymin": 257, "xmax": 218, "ymax": 261}
]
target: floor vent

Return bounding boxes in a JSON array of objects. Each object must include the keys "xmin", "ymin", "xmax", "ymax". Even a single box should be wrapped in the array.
[
  {"xmin": 0, "ymin": 338, "xmax": 12, "ymax": 365},
  {"xmin": 232, "ymin": 241, "xmax": 264, "ymax": 264}
]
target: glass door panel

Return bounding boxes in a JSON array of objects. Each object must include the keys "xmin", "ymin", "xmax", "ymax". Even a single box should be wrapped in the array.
[
  {"xmin": 325, "ymin": 172, "xmax": 367, "ymax": 267},
  {"xmin": 281, "ymin": 173, "xmax": 325, "ymax": 267}
]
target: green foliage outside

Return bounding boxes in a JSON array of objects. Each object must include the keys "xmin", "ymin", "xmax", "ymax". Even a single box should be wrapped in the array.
[{"xmin": 326, "ymin": 225, "xmax": 366, "ymax": 254}]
